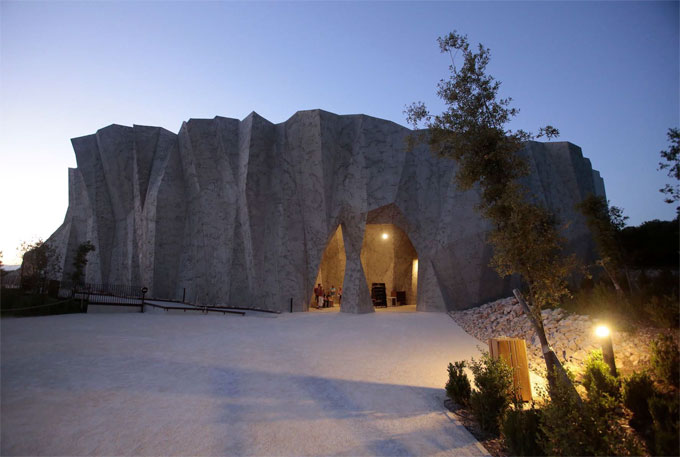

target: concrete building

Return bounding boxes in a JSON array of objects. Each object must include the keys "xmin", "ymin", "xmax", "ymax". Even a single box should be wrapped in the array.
[{"xmin": 45, "ymin": 109, "xmax": 605, "ymax": 313}]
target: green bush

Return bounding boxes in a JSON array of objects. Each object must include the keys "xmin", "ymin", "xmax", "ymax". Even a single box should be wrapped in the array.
[
  {"xmin": 648, "ymin": 394, "xmax": 680, "ymax": 456},
  {"xmin": 650, "ymin": 334, "xmax": 680, "ymax": 388},
  {"xmin": 623, "ymin": 371, "xmax": 656, "ymax": 435},
  {"xmin": 645, "ymin": 294, "xmax": 679, "ymax": 328},
  {"xmin": 1, "ymin": 289, "xmax": 82, "ymax": 317},
  {"xmin": 501, "ymin": 403, "xmax": 545, "ymax": 456},
  {"xmin": 582, "ymin": 350, "xmax": 620, "ymax": 406},
  {"xmin": 445, "ymin": 361, "xmax": 471, "ymax": 406},
  {"xmin": 561, "ymin": 282, "xmax": 638, "ymax": 330},
  {"xmin": 562, "ymin": 268, "xmax": 679, "ymax": 330},
  {"xmin": 540, "ymin": 368, "xmax": 640, "ymax": 456},
  {"xmin": 468, "ymin": 353, "xmax": 513, "ymax": 434}
]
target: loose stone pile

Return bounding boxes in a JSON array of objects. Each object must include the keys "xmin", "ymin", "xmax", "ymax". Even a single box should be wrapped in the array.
[{"xmin": 449, "ymin": 297, "xmax": 655, "ymax": 379}]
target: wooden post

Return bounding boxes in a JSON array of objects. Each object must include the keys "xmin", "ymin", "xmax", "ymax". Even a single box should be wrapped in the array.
[{"xmin": 489, "ymin": 337, "xmax": 532, "ymax": 402}]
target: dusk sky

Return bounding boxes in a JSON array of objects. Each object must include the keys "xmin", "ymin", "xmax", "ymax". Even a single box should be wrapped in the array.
[{"xmin": 1, "ymin": 1, "xmax": 678, "ymax": 265}]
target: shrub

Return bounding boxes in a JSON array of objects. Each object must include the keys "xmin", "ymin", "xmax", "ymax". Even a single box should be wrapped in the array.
[
  {"xmin": 645, "ymin": 294, "xmax": 679, "ymax": 328},
  {"xmin": 582, "ymin": 350, "xmax": 620, "ymax": 406},
  {"xmin": 561, "ymin": 282, "xmax": 638, "ymax": 330},
  {"xmin": 540, "ymin": 368, "xmax": 640, "ymax": 456},
  {"xmin": 648, "ymin": 393, "xmax": 680, "ymax": 456},
  {"xmin": 650, "ymin": 334, "xmax": 680, "ymax": 388},
  {"xmin": 623, "ymin": 371, "xmax": 656, "ymax": 435},
  {"xmin": 468, "ymin": 353, "xmax": 513, "ymax": 434},
  {"xmin": 445, "ymin": 361, "xmax": 471, "ymax": 406},
  {"xmin": 501, "ymin": 403, "xmax": 545, "ymax": 456}
]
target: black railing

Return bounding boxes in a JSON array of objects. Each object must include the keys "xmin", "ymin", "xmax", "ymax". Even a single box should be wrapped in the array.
[
  {"xmin": 73, "ymin": 282, "xmax": 143, "ymax": 298},
  {"xmin": 50, "ymin": 281, "xmax": 271, "ymax": 315},
  {"xmin": 59, "ymin": 282, "xmax": 144, "ymax": 306}
]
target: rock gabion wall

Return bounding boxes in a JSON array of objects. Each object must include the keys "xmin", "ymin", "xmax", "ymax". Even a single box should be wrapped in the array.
[{"xmin": 449, "ymin": 297, "xmax": 654, "ymax": 379}]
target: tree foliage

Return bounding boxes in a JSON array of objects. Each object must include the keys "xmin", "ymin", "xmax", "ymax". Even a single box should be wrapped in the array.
[
  {"xmin": 70, "ymin": 241, "xmax": 95, "ymax": 284},
  {"xmin": 658, "ymin": 127, "xmax": 679, "ymax": 211},
  {"xmin": 19, "ymin": 239, "xmax": 61, "ymax": 292},
  {"xmin": 576, "ymin": 194, "xmax": 630, "ymax": 294},
  {"xmin": 620, "ymin": 218, "xmax": 679, "ymax": 269},
  {"xmin": 405, "ymin": 31, "xmax": 575, "ymax": 392}
]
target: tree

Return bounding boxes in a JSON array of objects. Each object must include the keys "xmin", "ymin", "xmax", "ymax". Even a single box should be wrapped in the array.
[
  {"xmin": 658, "ymin": 127, "xmax": 679, "ymax": 213},
  {"xmin": 620, "ymin": 218, "xmax": 679, "ymax": 269},
  {"xmin": 70, "ymin": 241, "xmax": 95, "ymax": 284},
  {"xmin": 19, "ymin": 239, "xmax": 61, "ymax": 293},
  {"xmin": 576, "ymin": 194, "xmax": 631, "ymax": 295},
  {"xmin": 405, "ymin": 31, "xmax": 576, "ymax": 396}
]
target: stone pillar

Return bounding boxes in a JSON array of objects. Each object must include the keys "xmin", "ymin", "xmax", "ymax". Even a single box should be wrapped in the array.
[
  {"xmin": 416, "ymin": 257, "xmax": 447, "ymax": 312},
  {"xmin": 340, "ymin": 213, "xmax": 373, "ymax": 314}
]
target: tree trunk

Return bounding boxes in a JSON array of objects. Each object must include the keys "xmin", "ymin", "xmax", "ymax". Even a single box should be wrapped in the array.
[
  {"xmin": 598, "ymin": 260, "xmax": 625, "ymax": 298},
  {"xmin": 513, "ymin": 289, "xmax": 582, "ymax": 405},
  {"xmin": 624, "ymin": 267, "xmax": 637, "ymax": 295}
]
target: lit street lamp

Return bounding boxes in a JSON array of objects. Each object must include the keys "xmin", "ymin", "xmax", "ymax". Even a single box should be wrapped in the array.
[{"xmin": 595, "ymin": 324, "xmax": 617, "ymax": 377}]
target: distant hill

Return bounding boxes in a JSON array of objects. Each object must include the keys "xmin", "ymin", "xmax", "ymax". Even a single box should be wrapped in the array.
[{"xmin": 1, "ymin": 265, "xmax": 20, "ymax": 272}]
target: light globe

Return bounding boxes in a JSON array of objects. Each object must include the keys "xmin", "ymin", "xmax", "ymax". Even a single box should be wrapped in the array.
[{"xmin": 595, "ymin": 325, "xmax": 610, "ymax": 338}]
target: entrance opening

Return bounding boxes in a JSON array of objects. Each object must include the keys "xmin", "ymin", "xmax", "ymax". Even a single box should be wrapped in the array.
[
  {"xmin": 310, "ymin": 223, "xmax": 418, "ymax": 312},
  {"xmin": 361, "ymin": 224, "xmax": 418, "ymax": 310},
  {"xmin": 311, "ymin": 225, "xmax": 345, "ymax": 311}
]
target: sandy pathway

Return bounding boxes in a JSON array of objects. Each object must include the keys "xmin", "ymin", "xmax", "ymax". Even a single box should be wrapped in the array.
[{"xmin": 2, "ymin": 310, "xmax": 488, "ymax": 456}]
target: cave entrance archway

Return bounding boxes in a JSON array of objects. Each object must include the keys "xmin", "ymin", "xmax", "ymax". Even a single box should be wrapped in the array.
[
  {"xmin": 310, "ymin": 222, "xmax": 418, "ymax": 312},
  {"xmin": 311, "ymin": 226, "xmax": 346, "ymax": 311},
  {"xmin": 360, "ymin": 224, "xmax": 418, "ymax": 310}
]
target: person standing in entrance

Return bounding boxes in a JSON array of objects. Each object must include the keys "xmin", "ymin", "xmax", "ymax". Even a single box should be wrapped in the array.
[
  {"xmin": 314, "ymin": 283, "xmax": 322, "ymax": 309},
  {"xmin": 330, "ymin": 285, "xmax": 337, "ymax": 307},
  {"xmin": 317, "ymin": 284, "xmax": 325, "ymax": 309}
]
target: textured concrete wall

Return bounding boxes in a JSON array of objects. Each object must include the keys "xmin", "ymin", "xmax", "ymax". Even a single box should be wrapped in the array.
[{"xmin": 46, "ymin": 109, "xmax": 606, "ymax": 313}]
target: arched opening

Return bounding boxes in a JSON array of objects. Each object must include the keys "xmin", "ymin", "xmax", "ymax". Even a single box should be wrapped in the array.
[
  {"xmin": 311, "ymin": 225, "xmax": 345, "ymax": 310},
  {"xmin": 361, "ymin": 224, "xmax": 418, "ymax": 309},
  {"xmin": 310, "ymin": 222, "xmax": 418, "ymax": 312}
]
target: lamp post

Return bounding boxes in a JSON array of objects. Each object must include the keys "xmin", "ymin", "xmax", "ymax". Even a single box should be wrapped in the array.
[
  {"xmin": 141, "ymin": 287, "xmax": 148, "ymax": 313},
  {"xmin": 595, "ymin": 324, "xmax": 617, "ymax": 377}
]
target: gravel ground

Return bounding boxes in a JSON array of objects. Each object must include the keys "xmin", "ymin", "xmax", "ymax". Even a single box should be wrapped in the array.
[{"xmin": 1, "ymin": 310, "xmax": 489, "ymax": 456}]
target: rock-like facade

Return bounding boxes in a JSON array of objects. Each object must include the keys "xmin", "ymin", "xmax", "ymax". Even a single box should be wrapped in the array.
[{"xmin": 46, "ymin": 109, "xmax": 605, "ymax": 313}]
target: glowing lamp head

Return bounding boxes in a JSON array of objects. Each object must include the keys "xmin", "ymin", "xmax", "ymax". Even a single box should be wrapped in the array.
[
  {"xmin": 381, "ymin": 233, "xmax": 389, "ymax": 240},
  {"xmin": 595, "ymin": 325, "xmax": 610, "ymax": 338}
]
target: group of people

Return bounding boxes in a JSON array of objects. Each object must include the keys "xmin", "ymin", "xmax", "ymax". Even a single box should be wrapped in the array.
[{"xmin": 313, "ymin": 283, "xmax": 341, "ymax": 309}]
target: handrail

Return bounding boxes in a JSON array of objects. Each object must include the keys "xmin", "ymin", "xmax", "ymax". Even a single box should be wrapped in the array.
[
  {"xmin": 147, "ymin": 297, "xmax": 280, "ymax": 314},
  {"xmin": 143, "ymin": 302, "xmax": 245, "ymax": 316}
]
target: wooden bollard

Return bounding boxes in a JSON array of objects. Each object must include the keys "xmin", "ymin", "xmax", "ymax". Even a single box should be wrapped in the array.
[{"xmin": 489, "ymin": 337, "xmax": 533, "ymax": 402}]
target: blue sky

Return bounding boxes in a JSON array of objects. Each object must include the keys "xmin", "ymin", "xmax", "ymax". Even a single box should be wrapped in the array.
[{"xmin": 1, "ymin": 1, "xmax": 678, "ymax": 264}]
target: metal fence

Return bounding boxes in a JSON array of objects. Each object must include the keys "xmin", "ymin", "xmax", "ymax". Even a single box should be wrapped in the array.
[{"xmin": 59, "ymin": 282, "xmax": 145, "ymax": 306}]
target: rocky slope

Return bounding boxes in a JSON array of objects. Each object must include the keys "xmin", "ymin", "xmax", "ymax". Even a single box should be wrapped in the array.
[{"xmin": 449, "ymin": 297, "xmax": 656, "ymax": 379}]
